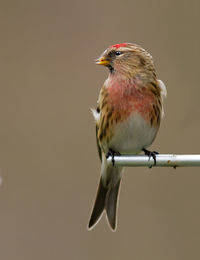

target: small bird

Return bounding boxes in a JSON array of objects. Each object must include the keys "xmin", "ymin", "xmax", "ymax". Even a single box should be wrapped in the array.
[{"xmin": 88, "ymin": 43, "xmax": 167, "ymax": 231}]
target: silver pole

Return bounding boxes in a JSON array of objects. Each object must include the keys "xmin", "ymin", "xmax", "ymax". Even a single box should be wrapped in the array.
[{"xmin": 107, "ymin": 154, "xmax": 200, "ymax": 167}]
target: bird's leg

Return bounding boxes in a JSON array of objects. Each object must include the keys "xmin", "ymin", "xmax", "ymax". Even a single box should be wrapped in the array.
[
  {"xmin": 142, "ymin": 148, "xmax": 159, "ymax": 167},
  {"xmin": 106, "ymin": 148, "xmax": 121, "ymax": 166}
]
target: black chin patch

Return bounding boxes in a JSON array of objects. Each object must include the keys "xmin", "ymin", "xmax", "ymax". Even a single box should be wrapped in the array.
[{"xmin": 107, "ymin": 65, "xmax": 114, "ymax": 73}]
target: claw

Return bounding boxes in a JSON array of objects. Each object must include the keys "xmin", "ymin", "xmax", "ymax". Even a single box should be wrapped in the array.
[
  {"xmin": 106, "ymin": 149, "xmax": 121, "ymax": 166},
  {"xmin": 142, "ymin": 148, "xmax": 159, "ymax": 167}
]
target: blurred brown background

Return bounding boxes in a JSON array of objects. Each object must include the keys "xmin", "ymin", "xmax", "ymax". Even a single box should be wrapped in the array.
[{"xmin": 0, "ymin": 0, "xmax": 200, "ymax": 259}]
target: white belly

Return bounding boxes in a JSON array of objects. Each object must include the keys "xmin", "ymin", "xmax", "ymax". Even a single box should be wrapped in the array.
[{"xmin": 108, "ymin": 113, "xmax": 158, "ymax": 154}]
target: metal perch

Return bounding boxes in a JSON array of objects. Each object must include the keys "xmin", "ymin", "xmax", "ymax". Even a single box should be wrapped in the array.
[{"xmin": 107, "ymin": 154, "xmax": 200, "ymax": 168}]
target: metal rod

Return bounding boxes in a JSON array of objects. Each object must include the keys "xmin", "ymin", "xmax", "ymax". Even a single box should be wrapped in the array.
[{"xmin": 107, "ymin": 154, "xmax": 200, "ymax": 167}]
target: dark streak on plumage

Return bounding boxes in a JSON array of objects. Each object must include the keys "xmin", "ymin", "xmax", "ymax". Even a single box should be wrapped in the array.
[
  {"xmin": 158, "ymin": 97, "xmax": 161, "ymax": 107},
  {"xmin": 106, "ymin": 108, "xmax": 113, "ymax": 122},
  {"xmin": 102, "ymin": 127, "xmax": 107, "ymax": 139},
  {"xmin": 115, "ymin": 113, "xmax": 121, "ymax": 124},
  {"xmin": 101, "ymin": 100, "xmax": 107, "ymax": 110},
  {"xmin": 150, "ymin": 88, "xmax": 158, "ymax": 97},
  {"xmin": 96, "ymin": 125, "xmax": 102, "ymax": 161},
  {"xmin": 139, "ymin": 56, "xmax": 146, "ymax": 66},
  {"xmin": 104, "ymin": 92, "xmax": 108, "ymax": 98},
  {"xmin": 101, "ymin": 115, "xmax": 105, "ymax": 129},
  {"xmin": 150, "ymin": 117, "xmax": 153, "ymax": 126},
  {"xmin": 104, "ymin": 121, "xmax": 109, "ymax": 135},
  {"xmin": 157, "ymin": 113, "xmax": 160, "ymax": 124},
  {"xmin": 99, "ymin": 132, "xmax": 103, "ymax": 141},
  {"xmin": 153, "ymin": 104, "xmax": 158, "ymax": 116},
  {"xmin": 152, "ymin": 71, "xmax": 156, "ymax": 78},
  {"xmin": 151, "ymin": 82, "xmax": 158, "ymax": 89}
]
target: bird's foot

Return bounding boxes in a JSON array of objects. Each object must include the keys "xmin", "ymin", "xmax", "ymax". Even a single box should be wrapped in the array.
[
  {"xmin": 142, "ymin": 148, "xmax": 159, "ymax": 168},
  {"xmin": 106, "ymin": 148, "xmax": 121, "ymax": 166}
]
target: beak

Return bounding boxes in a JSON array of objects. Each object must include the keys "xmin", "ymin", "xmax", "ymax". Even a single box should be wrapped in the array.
[{"xmin": 95, "ymin": 57, "xmax": 110, "ymax": 66}]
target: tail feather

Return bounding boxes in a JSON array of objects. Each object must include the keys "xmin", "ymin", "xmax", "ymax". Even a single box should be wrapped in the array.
[
  {"xmin": 88, "ymin": 175, "xmax": 122, "ymax": 231},
  {"xmin": 88, "ymin": 177, "xmax": 108, "ymax": 229},
  {"xmin": 105, "ymin": 179, "xmax": 121, "ymax": 231},
  {"xmin": 88, "ymin": 154, "xmax": 123, "ymax": 231}
]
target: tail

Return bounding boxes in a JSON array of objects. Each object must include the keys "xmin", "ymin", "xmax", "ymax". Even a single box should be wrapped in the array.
[{"xmin": 88, "ymin": 162, "xmax": 122, "ymax": 231}]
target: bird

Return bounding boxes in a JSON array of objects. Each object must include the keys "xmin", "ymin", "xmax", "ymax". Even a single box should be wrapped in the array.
[{"xmin": 88, "ymin": 43, "xmax": 167, "ymax": 231}]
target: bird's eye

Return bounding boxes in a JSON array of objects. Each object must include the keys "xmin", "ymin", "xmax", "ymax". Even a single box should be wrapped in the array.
[{"xmin": 115, "ymin": 51, "xmax": 122, "ymax": 56}]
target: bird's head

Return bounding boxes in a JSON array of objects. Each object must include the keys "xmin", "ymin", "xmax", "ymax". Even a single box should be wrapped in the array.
[{"xmin": 96, "ymin": 43, "xmax": 155, "ymax": 77}]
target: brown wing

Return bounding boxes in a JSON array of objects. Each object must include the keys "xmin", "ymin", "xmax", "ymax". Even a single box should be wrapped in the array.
[
  {"xmin": 94, "ymin": 85, "xmax": 106, "ymax": 162},
  {"xmin": 95, "ymin": 84, "xmax": 115, "ymax": 159}
]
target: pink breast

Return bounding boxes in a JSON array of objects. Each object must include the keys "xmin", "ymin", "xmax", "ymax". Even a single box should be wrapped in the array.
[{"xmin": 107, "ymin": 79, "xmax": 154, "ymax": 122}]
